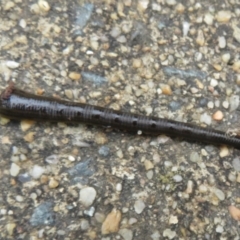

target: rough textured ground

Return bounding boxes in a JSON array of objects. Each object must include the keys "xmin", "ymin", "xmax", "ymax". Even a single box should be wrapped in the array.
[{"xmin": 1, "ymin": 0, "xmax": 240, "ymax": 239}]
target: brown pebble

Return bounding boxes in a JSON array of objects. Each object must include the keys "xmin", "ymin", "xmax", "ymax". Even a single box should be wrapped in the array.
[
  {"xmin": 40, "ymin": 175, "xmax": 49, "ymax": 184},
  {"xmin": 195, "ymin": 79, "xmax": 204, "ymax": 89},
  {"xmin": 213, "ymin": 64, "xmax": 222, "ymax": 71},
  {"xmin": 144, "ymin": 160, "xmax": 154, "ymax": 170},
  {"xmin": 2, "ymin": 136, "xmax": 11, "ymax": 144},
  {"xmin": 95, "ymin": 132, "xmax": 108, "ymax": 145},
  {"xmin": 237, "ymin": 173, "xmax": 240, "ymax": 183},
  {"xmin": 175, "ymin": 3, "xmax": 185, "ymax": 13},
  {"xmin": 196, "ymin": 30, "xmax": 205, "ymax": 46},
  {"xmin": 0, "ymin": 117, "xmax": 10, "ymax": 125},
  {"xmin": 48, "ymin": 178, "xmax": 59, "ymax": 188},
  {"xmin": 101, "ymin": 208, "xmax": 122, "ymax": 235},
  {"xmin": 10, "ymin": 178, "xmax": 17, "ymax": 186},
  {"xmin": 20, "ymin": 120, "xmax": 35, "ymax": 132},
  {"xmin": 232, "ymin": 61, "xmax": 240, "ymax": 73},
  {"xmin": 6, "ymin": 223, "xmax": 16, "ymax": 236},
  {"xmin": 132, "ymin": 58, "xmax": 142, "ymax": 68},
  {"xmin": 70, "ymin": 148, "xmax": 79, "ymax": 158},
  {"xmin": 161, "ymin": 85, "xmax": 172, "ymax": 95},
  {"xmin": 212, "ymin": 110, "xmax": 223, "ymax": 121},
  {"xmin": 24, "ymin": 132, "xmax": 35, "ymax": 142},
  {"xmin": 124, "ymin": 0, "xmax": 132, "ymax": 6},
  {"xmin": 36, "ymin": 88, "xmax": 45, "ymax": 95},
  {"xmin": 68, "ymin": 72, "xmax": 81, "ymax": 81},
  {"xmin": 229, "ymin": 205, "xmax": 240, "ymax": 221}
]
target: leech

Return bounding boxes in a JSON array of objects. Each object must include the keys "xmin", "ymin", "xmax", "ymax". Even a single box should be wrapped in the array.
[{"xmin": 1, "ymin": 84, "xmax": 240, "ymax": 149}]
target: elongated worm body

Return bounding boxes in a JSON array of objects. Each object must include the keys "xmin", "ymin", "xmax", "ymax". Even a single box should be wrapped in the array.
[{"xmin": 1, "ymin": 84, "xmax": 240, "ymax": 149}]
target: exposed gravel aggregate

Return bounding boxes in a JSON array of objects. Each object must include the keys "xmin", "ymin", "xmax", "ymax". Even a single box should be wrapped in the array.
[{"xmin": 1, "ymin": 0, "xmax": 240, "ymax": 239}]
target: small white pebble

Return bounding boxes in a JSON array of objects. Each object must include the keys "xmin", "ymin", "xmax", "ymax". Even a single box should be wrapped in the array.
[
  {"xmin": 195, "ymin": 52, "xmax": 202, "ymax": 61},
  {"xmin": 218, "ymin": 36, "xmax": 226, "ymax": 49},
  {"xmin": 222, "ymin": 53, "xmax": 231, "ymax": 63},
  {"xmin": 152, "ymin": 3, "xmax": 161, "ymax": 11},
  {"xmin": 116, "ymin": 183, "xmax": 122, "ymax": 192},
  {"xmin": 190, "ymin": 152, "xmax": 201, "ymax": 163},
  {"xmin": 16, "ymin": 195, "xmax": 24, "ymax": 202},
  {"xmin": 199, "ymin": 184, "xmax": 208, "ymax": 193},
  {"xmin": 228, "ymin": 172, "xmax": 236, "ymax": 182},
  {"xmin": 214, "ymin": 188, "xmax": 225, "ymax": 201},
  {"xmin": 145, "ymin": 106, "xmax": 153, "ymax": 115},
  {"xmin": 146, "ymin": 170, "xmax": 153, "ymax": 179},
  {"xmin": 157, "ymin": 88, "xmax": 162, "ymax": 95},
  {"xmin": 30, "ymin": 192, "xmax": 38, "ymax": 200},
  {"xmin": 11, "ymin": 155, "xmax": 19, "ymax": 162},
  {"xmin": 68, "ymin": 155, "xmax": 75, "ymax": 162},
  {"xmin": 229, "ymin": 95, "xmax": 239, "ymax": 112},
  {"xmin": 6, "ymin": 61, "xmax": 20, "ymax": 69},
  {"xmin": 38, "ymin": 0, "xmax": 50, "ymax": 12},
  {"xmin": 19, "ymin": 19, "xmax": 27, "ymax": 28},
  {"xmin": 62, "ymin": 45, "xmax": 73, "ymax": 55},
  {"xmin": 173, "ymin": 175, "xmax": 182, "ymax": 182},
  {"xmin": 151, "ymin": 231, "xmax": 161, "ymax": 240},
  {"xmin": 200, "ymin": 113, "xmax": 212, "ymax": 125},
  {"xmin": 128, "ymin": 218, "xmax": 138, "ymax": 225},
  {"xmin": 0, "ymin": 209, "xmax": 7, "ymax": 215},
  {"xmin": 10, "ymin": 163, "xmax": 20, "ymax": 177},
  {"xmin": 90, "ymin": 56, "xmax": 99, "ymax": 65},
  {"xmin": 219, "ymin": 146, "xmax": 229, "ymax": 158},
  {"xmin": 182, "ymin": 21, "xmax": 190, "ymax": 37},
  {"xmin": 95, "ymin": 212, "xmax": 105, "ymax": 223},
  {"xmin": 222, "ymin": 101, "xmax": 229, "ymax": 109},
  {"xmin": 190, "ymin": 87, "xmax": 198, "ymax": 94},
  {"xmin": 110, "ymin": 27, "xmax": 121, "ymax": 38},
  {"xmin": 169, "ymin": 215, "xmax": 178, "ymax": 224},
  {"xmin": 216, "ymin": 225, "xmax": 224, "ymax": 233},
  {"xmin": 134, "ymin": 200, "xmax": 146, "ymax": 214},
  {"xmin": 12, "ymin": 146, "xmax": 19, "ymax": 155},
  {"xmin": 4, "ymin": 1, "xmax": 15, "ymax": 10},
  {"xmin": 166, "ymin": 0, "xmax": 176, "ymax": 6},
  {"xmin": 201, "ymin": 149, "xmax": 208, "ymax": 156},
  {"xmin": 90, "ymin": 40, "xmax": 99, "ymax": 51},
  {"xmin": 204, "ymin": 13, "xmax": 214, "ymax": 25},
  {"xmin": 164, "ymin": 161, "xmax": 173, "ymax": 168},
  {"xmin": 20, "ymin": 154, "xmax": 27, "ymax": 161},
  {"xmin": 45, "ymin": 155, "xmax": 59, "ymax": 164},
  {"xmin": 79, "ymin": 187, "xmax": 97, "ymax": 207},
  {"xmin": 216, "ymin": 10, "xmax": 231, "ymax": 23},
  {"xmin": 128, "ymin": 100, "xmax": 135, "ymax": 106},
  {"xmin": 210, "ymin": 78, "xmax": 218, "ymax": 87},
  {"xmin": 207, "ymin": 101, "xmax": 214, "ymax": 109},
  {"xmin": 214, "ymin": 100, "xmax": 220, "ymax": 108},
  {"xmin": 117, "ymin": 35, "xmax": 127, "ymax": 43},
  {"xmin": 138, "ymin": 0, "xmax": 149, "ymax": 9},
  {"xmin": 137, "ymin": 130, "xmax": 142, "ymax": 135},
  {"xmin": 163, "ymin": 229, "xmax": 176, "ymax": 239},
  {"xmin": 80, "ymin": 219, "xmax": 90, "ymax": 230},
  {"xmin": 30, "ymin": 165, "xmax": 45, "ymax": 179}
]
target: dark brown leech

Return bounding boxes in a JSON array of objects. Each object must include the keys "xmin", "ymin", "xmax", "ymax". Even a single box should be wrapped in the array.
[{"xmin": 1, "ymin": 85, "xmax": 240, "ymax": 149}]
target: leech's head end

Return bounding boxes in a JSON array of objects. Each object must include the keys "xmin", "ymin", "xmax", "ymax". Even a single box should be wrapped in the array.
[{"xmin": 1, "ymin": 82, "xmax": 15, "ymax": 100}]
